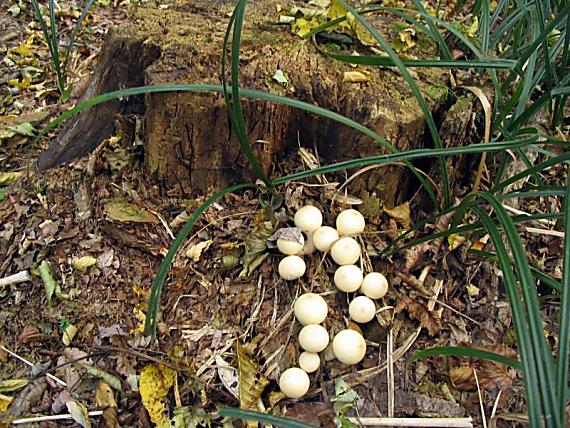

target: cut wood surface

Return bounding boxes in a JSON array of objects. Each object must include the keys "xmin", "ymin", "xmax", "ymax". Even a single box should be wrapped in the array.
[{"xmin": 38, "ymin": 0, "xmax": 449, "ymax": 205}]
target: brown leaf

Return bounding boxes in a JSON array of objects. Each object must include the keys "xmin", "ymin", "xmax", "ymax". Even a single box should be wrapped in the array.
[
  {"xmin": 450, "ymin": 365, "xmax": 476, "ymax": 391},
  {"xmin": 450, "ymin": 344, "xmax": 518, "ymax": 391},
  {"xmin": 395, "ymin": 296, "xmax": 442, "ymax": 336}
]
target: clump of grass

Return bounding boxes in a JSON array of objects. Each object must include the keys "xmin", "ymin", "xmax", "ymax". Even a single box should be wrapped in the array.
[{"xmin": 31, "ymin": 0, "xmax": 95, "ymax": 102}]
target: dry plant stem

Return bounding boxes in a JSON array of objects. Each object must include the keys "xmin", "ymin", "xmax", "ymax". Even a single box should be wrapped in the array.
[
  {"xmin": 501, "ymin": 204, "xmax": 555, "ymax": 226},
  {"xmin": 523, "ymin": 227, "xmax": 565, "ymax": 238},
  {"xmin": 12, "ymin": 411, "xmax": 104, "ymax": 425},
  {"xmin": 488, "ymin": 389, "xmax": 503, "ymax": 428},
  {"xmin": 0, "ymin": 270, "xmax": 31, "ymax": 287},
  {"xmin": 148, "ymin": 207, "xmax": 175, "ymax": 239},
  {"xmin": 386, "ymin": 328, "xmax": 394, "ymax": 418},
  {"xmin": 330, "ymin": 163, "xmax": 441, "ymax": 212},
  {"xmin": 473, "ymin": 368, "xmax": 487, "ymax": 428},
  {"xmin": 463, "ymin": 86, "xmax": 491, "ymax": 194},
  {"xmin": 347, "ymin": 417, "xmax": 473, "ymax": 427},
  {"xmin": 0, "ymin": 345, "xmax": 67, "ymax": 387}
]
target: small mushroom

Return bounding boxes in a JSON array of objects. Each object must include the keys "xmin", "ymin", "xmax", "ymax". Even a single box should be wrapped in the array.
[
  {"xmin": 294, "ymin": 293, "xmax": 328, "ymax": 325},
  {"xmin": 279, "ymin": 367, "xmax": 310, "ymax": 398},
  {"xmin": 294, "ymin": 205, "xmax": 323, "ymax": 233},
  {"xmin": 332, "ymin": 329, "xmax": 366, "ymax": 365},
  {"xmin": 360, "ymin": 272, "xmax": 389, "ymax": 299},
  {"xmin": 299, "ymin": 352, "xmax": 320, "ymax": 373},
  {"xmin": 278, "ymin": 255, "xmax": 306, "ymax": 280},
  {"xmin": 312, "ymin": 226, "xmax": 339, "ymax": 252},
  {"xmin": 334, "ymin": 265, "xmax": 364, "ymax": 292},
  {"xmin": 336, "ymin": 209, "xmax": 365, "ymax": 236},
  {"xmin": 330, "ymin": 237, "xmax": 361, "ymax": 265},
  {"xmin": 298, "ymin": 324, "xmax": 329, "ymax": 353},
  {"xmin": 349, "ymin": 295, "xmax": 376, "ymax": 323}
]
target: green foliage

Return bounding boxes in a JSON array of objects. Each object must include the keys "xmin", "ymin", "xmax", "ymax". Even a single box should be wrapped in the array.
[{"xmin": 30, "ymin": 0, "xmax": 95, "ymax": 101}]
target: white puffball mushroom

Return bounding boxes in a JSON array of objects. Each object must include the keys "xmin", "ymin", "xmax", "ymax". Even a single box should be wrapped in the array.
[
  {"xmin": 332, "ymin": 329, "xmax": 367, "ymax": 365},
  {"xmin": 294, "ymin": 293, "xmax": 328, "ymax": 325},
  {"xmin": 278, "ymin": 255, "xmax": 306, "ymax": 280},
  {"xmin": 279, "ymin": 367, "xmax": 310, "ymax": 399},
  {"xmin": 299, "ymin": 352, "xmax": 320, "ymax": 373},
  {"xmin": 298, "ymin": 324, "xmax": 329, "ymax": 353},
  {"xmin": 334, "ymin": 265, "xmax": 364, "ymax": 292},
  {"xmin": 277, "ymin": 235, "xmax": 305, "ymax": 256},
  {"xmin": 312, "ymin": 226, "xmax": 339, "ymax": 252},
  {"xmin": 330, "ymin": 237, "xmax": 361, "ymax": 265},
  {"xmin": 349, "ymin": 296, "xmax": 376, "ymax": 323},
  {"xmin": 336, "ymin": 209, "xmax": 365, "ymax": 236},
  {"xmin": 361, "ymin": 272, "xmax": 389, "ymax": 299},
  {"xmin": 294, "ymin": 205, "xmax": 323, "ymax": 233}
]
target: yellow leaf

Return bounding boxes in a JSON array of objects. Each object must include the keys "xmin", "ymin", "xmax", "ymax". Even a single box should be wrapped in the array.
[
  {"xmin": 0, "ymin": 393, "xmax": 13, "ymax": 413},
  {"xmin": 0, "ymin": 379, "xmax": 28, "ymax": 393},
  {"xmin": 139, "ymin": 364, "xmax": 176, "ymax": 426},
  {"xmin": 62, "ymin": 323, "xmax": 78, "ymax": 346},
  {"xmin": 0, "ymin": 172, "xmax": 23, "ymax": 186},
  {"xmin": 132, "ymin": 307, "xmax": 147, "ymax": 334},
  {"xmin": 466, "ymin": 284, "xmax": 480, "ymax": 297},
  {"xmin": 10, "ymin": 45, "xmax": 35, "ymax": 57},
  {"xmin": 73, "ymin": 256, "xmax": 97, "ymax": 273},
  {"xmin": 343, "ymin": 70, "xmax": 370, "ymax": 82},
  {"xmin": 66, "ymin": 400, "xmax": 92, "ymax": 428},
  {"xmin": 291, "ymin": 16, "xmax": 323, "ymax": 37},
  {"xmin": 383, "ymin": 202, "xmax": 411, "ymax": 228},
  {"xmin": 185, "ymin": 240, "xmax": 213, "ymax": 261},
  {"xmin": 237, "ymin": 340, "xmax": 269, "ymax": 411},
  {"xmin": 104, "ymin": 199, "xmax": 159, "ymax": 223},
  {"xmin": 448, "ymin": 232, "xmax": 467, "ymax": 251},
  {"xmin": 95, "ymin": 381, "xmax": 117, "ymax": 408}
]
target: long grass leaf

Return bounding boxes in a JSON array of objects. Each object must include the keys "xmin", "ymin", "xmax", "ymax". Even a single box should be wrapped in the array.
[
  {"xmin": 555, "ymin": 174, "xmax": 570, "ymax": 423},
  {"xmin": 409, "ymin": 346, "xmax": 522, "ymax": 370},
  {"xmin": 476, "ymin": 194, "xmax": 559, "ymax": 427},
  {"xmin": 221, "ymin": 0, "xmax": 272, "ymax": 189},
  {"xmin": 335, "ymin": 0, "xmax": 451, "ymax": 208},
  {"xmin": 218, "ymin": 407, "xmax": 314, "ymax": 428},
  {"xmin": 61, "ymin": 0, "xmax": 95, "ymax": 79},
  {"xmin": 472, "ymin": 205, "xmax": 543, "ymax": 427},
  {"xmin": 143, "ymin": 183, "xmax": 257, "ymax": 338}
]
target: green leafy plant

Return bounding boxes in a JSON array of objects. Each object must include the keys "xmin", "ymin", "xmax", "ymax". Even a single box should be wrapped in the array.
[{"xmin": 31, "ymin": 0, "xmax": 95, "ymax": 101}]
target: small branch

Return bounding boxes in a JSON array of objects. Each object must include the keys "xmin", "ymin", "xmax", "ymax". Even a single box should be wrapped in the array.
[
  {"xmin": 0, "ymin": 270, "xmax": 31, "ymax": 287},
  {"xmin": 348, "ymin": 417, "xmax": 473, "ymax": 427},
  {"xmin": 0, "ymin": 345, "xmax": 67, "ymax": 387},
  {"xmin": 12, "ymin": 410, "xmax": 103, "ymax": 425}
]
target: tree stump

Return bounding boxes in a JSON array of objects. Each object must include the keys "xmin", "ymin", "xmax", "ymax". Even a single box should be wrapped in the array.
[{"xmin": 38, "ymin": 0, "xmax": 449, "ymax": 205}]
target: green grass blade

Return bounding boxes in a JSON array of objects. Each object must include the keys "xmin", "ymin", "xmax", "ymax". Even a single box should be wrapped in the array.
[
  {"xmin": 472, "ymin": 205, "xmax": 543, "ymax": 427},
  {"xmin": 319, "ymin": 49, "xmax": 515, "ymax": 69},
  {"xmin": 556, "ymin": 174, "xmax": 570, "ymax": 423},
  {"xmin": 409, "ymin": 0, "xmax": 452, "ymax": 60},
  {"xmin": 409, "ymin": 346, "xmax": 522, "ymax": 370},
  {"xmin": 218, "ymin": 408, "xmax": 315, "ymax": 428},
  {"xmin": 221, "ymin": 0, "xmax": 272, "ymax": 189},
  {"xmin": 61, "ymin": 0, "xmax": 95, "ymax": 79},
  {"xmin": 143, "ymin": 183, "xmax": 256, "ymax": 338},
  {"xmin": 335, "ymin": 0, "xmax": 450, "ymax": 208},
  {"xmin": 476, "ymin": 194, "xmax": 559, "ymax": 427}
]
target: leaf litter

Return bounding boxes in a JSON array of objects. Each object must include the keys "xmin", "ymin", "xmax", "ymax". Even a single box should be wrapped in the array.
[{"xmin": 1, "ymin": 0, "xmax": 563, "ymax": 426}]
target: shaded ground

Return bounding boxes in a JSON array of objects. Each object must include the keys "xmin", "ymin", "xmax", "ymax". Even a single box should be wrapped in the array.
[{"xmin": 0, "ymin": 0, "xmax": 566, "ymax": 427}]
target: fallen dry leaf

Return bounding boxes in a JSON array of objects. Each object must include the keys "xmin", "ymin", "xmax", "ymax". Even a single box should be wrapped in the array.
[{"xmin": 395, "ymin": 295, "xmax": 442, "ymax": 336}]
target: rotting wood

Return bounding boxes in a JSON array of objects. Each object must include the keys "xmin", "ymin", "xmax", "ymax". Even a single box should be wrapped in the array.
[{"xmin": 37, "ymin": 0, "xmax": 450, "ymax": 205}]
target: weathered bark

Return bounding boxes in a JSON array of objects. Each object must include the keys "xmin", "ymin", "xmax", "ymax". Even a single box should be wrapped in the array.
[{"xmin": 37, "ymin": 0, "xmax": 449, "ymax": 205}]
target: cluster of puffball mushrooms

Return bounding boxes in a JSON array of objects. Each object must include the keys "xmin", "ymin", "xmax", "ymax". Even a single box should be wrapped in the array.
[{"xmin": 276, "ymin": 205, "xmax": 389, "ymax": 399}]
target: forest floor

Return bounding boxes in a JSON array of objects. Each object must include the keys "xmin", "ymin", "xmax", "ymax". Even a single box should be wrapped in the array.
[{"xmin": 0, "ymin": 0, "xmax": 566, "ymax": 427}]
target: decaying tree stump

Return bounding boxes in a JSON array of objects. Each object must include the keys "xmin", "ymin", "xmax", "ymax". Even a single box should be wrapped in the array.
[{"xmin": 37, "ymin": 0, "xmax": 450, "ymax": 206}]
